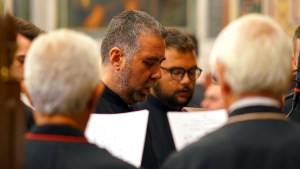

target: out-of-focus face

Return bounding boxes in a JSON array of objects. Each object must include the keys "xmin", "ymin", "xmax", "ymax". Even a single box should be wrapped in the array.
[
  {"xmin": 201, "ymin": 84, "xmax": 224, "ymax": 109},
  {"xmin": 117, "ymin": 35, "xmax": 166, "ymax": 104},
  {"xmin": 293, "ymin": 39, "xmax": 300, "ymax": 71},
  {"xmin": 152, "ymin": 47, "xmax": 197, "ymax": 110},
  {"xmin": 10, "ymin": 34, "xmax": 32, "ymax": 81}
]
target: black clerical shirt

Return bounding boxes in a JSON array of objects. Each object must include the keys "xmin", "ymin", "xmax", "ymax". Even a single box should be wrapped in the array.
[{"xmin": 95, "ymin": 85, "xmax": 134, "ymax": 113}]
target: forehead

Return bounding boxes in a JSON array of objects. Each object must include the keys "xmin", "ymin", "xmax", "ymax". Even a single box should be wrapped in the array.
[
  {"xmin": 162, "ymin": 47, "xmax": 197, "ymax": 67},
  {"xmin": 17, "ymin": 33, "xmax": 32, "ymax": 49},
  {"xmin": 136, "ymin": 34, "xmax": 165, "ymax": 59}
]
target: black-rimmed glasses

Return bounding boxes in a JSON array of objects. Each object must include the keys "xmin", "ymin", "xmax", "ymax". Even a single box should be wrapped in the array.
[{"xmin": 160, "ymin": 66, "xmax": 202, "ymax": 81}]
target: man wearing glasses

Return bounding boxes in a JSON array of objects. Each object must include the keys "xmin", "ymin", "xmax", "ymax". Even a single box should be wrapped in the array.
[{"xmin": 135, "ymin": 29, "xmax": 201, "ymax": 169}]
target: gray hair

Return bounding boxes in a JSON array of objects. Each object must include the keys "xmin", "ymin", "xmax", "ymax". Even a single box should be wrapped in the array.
[
  {"xmin": 101, "ymin": 10, "xmax": 166, "ymax": 64},
  {"xmin": 210, "ymin": 14, "xmax": 292, "ymax": 96},
  {"xmin": 24, "ymin": 29, "xmax": 100, "ymax": 115}
]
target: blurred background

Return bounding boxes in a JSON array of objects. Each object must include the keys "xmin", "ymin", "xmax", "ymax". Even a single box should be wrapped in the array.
[{"xmin": 1, "ymin": 0, "xmax": 299, "ymax": 75}]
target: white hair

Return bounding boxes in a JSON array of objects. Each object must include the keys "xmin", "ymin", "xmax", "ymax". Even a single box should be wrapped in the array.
[
  {"xmin": 210, "ymin": 14, "xmax": 292, "ymax": 96},
  {"xmin": 24, "ymin": 29, "xmax": 101, "ymax": 115}
]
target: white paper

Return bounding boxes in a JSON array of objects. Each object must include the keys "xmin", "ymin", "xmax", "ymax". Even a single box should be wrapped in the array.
[
  {"xmin": 167, "ymin": 109, "xmax": 228, "ymax": 151},
  {"xmin": 85, "ymin": 110, "xmax": 149, "ymax": 167}
]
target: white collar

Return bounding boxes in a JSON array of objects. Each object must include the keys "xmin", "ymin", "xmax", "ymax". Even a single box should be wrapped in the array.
[{"xmin": 228, "ymin": 96, "xmax": 281, "ymax": 113}]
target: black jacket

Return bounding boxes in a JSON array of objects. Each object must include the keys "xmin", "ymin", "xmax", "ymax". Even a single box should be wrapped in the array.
[
  {"xmin": 283, "ymin": 92, "xmax": 300, "ymax": 123},
  {"xmin": 25, "ymin": 125, "xmax": 137, "ymax": 169},
  {"xmin": 95, "ymin": 85, "xmax": 134, "ymax": 114},
  {"xmin": 162, "ymin": 105, "xmax": 300, "ymax": 169}
]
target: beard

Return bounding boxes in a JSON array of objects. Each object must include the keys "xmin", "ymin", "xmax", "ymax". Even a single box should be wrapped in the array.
[
  {"xmin": 116, "ymin": 62, "xmax": 157, "ymax": 104},
  {"xmin": 152, "ymin": 83, "xmax": 193, "ymax": 110}
]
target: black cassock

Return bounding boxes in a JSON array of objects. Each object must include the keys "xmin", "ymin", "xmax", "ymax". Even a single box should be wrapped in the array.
[
  {"xmin": 135, "ymin": 94, "xmax": 176, "ymax": 169},
  {"xmin": 162, "ymin": 105, "xmax": 300, "ymax": 169},
  {"xmin": 95, "ymin": 85, "xmax": 134, "ymax": 113},
  {"xmin": 25, "ymin": 125, "xmax": 136, "ymax": 169}
]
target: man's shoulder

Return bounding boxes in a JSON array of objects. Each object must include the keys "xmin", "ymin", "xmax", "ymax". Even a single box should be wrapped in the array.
[
  {"xmin": 162, "ymin": 135, "xmax": 218, "ymax": 169},
  {"xmin": 95, "ymin": 94, "xmax": 117, "ymax": 113},
  {"xmin": 26, "ymin": 139, "xmax": 137, "ymax": 169},
  {"xmin": 65, "ymin": 142, "xmax": 137, "ymax": 169},
  {"xmin": 283, "ymin": 92, "xmax": 300, "ymax": 123},
  {"xmin": 85, "ymin": 144, "xmax": 137, "ymax": 169},
  {"xmin": 95, "ymin": 85, "xmax": 135, "ymax": 113}
]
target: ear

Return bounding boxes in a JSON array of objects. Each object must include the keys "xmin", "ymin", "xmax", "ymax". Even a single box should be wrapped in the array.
[
  {"xmin": 109, "ymin": 47, "xmax": 124, "ymax": 70},
  {"xmin": 216, "ymin": 61, "xmax": 231, "ymax": 94}
]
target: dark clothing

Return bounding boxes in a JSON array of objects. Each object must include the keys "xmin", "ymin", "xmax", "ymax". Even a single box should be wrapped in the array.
[
  {"xmin": 24, "ymin": 103, "xmax": 35, "ymax": 130},
  {"xmin": 25, "ymin": 125, "xmax": 136, "ymax": 169},
  {"xmin": 95, "ymin": 85, "xmax": 134, "ymax": 113},
  {"xmin": 162, "ymin": 105, "xmax": 300, "ymax": 169},
  {"xmin": 187, "ymin": 83, "xmax": 205, "ymax": 107},
  {"xmin": 134, "ymin": 95, "xmax": 176, "ymax": 169},
  {"xmin": 283, "ymin": 76, "xmax": 300, "ymax": 123},
  {"xmin": 283, "ymin": 92, "xmax": 300, "ymax": 123}
]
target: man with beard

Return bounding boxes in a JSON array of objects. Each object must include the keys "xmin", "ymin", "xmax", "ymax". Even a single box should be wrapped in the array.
[
  {"xmin": 95, "ymin": 10, "xmax": 166, "ymax": 113},
  {"xmin": 94, "ymin": 10, "xmax": 166, "ymax": 169},
  {"xmin": 134, "ymin": 29, "xmax": 201, "ymax": 169}
]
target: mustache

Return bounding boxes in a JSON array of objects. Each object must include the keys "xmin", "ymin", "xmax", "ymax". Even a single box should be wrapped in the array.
[{"xmin": 175, "ymin": 86, "xmax": 193, "ymax": 94}]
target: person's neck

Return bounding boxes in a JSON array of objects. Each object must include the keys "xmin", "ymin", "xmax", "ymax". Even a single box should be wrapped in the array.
[
  {"xmin": 34, "ymin": 112, "xmax": 89, "ymax": 132},
  {"xmin": 224, "ymin": 92, "xmax": 281, "ymax": 110}
]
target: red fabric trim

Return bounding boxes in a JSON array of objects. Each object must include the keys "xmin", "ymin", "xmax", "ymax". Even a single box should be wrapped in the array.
[
  {"xmin": 25, "ymin": 133, "xmax": 88, "ymax": 143},
  {"xmin": 294, "ymin": 88, "xmax": 300, "ymax": 93}
]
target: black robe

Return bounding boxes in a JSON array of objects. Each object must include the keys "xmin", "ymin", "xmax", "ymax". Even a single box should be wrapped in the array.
[
  {"xmin": 24, "ymin": 103, "xmax": 35, "ymax": 130},
  {"xmin": 283, "ymin": 92, "xmax": 300, "ymax": 123},
  {"xmin": 134, "ymin": 95, "xmax": 176, "ymax": 169},
  {"xmin": 162, "ymin": 105, "xmax": 300, "ymax": 169},
  {"xmin": 95, "ymin": 85, "xmax": 134, "ymax": 113},
  {"xmin": 25, "ymin": 125, "xmax": 137, "ymax": 169}
]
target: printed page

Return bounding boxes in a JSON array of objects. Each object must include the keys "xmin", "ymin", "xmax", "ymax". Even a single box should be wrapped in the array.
[
  {"xmin": 85, "ymin": 110, "xmax": 149, "ymax": 167},
  {"xmin": 167, "ymin": 109, "xmax": 227, "ymax": 150}
]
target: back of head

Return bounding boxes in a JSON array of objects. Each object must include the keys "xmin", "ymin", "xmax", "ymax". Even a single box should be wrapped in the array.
[
  {"xmin": 12, "ymin": 16, "xmax": 43, "ymax": 40},
  {"xmin": 101, "ymin": 10, "xmax": 166, "ymax": 64},
  {"xmin": 165, "ymin": 29, "xmax": 196, "ymax": 53},
  {"xmin": 25, "ymin": 29, "xmax": 100, "ymax": 116},
  {"xmin": 210, "ymin": 14, "xmax": 292, "ymax": 96}
]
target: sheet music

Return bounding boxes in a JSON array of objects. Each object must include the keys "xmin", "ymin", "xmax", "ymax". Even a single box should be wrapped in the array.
[
  {"xmin": 167, "ymin": 109, "xmax": 227, "ymax": 150},
  {"xmin": 85, "ymin": 110, "xmax": 149, "ymax": 167}
]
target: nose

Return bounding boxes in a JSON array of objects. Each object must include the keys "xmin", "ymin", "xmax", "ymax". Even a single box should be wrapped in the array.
[
  {"xmin": 151, "ymin": 66, "xmax": 162, "ymax": 79},
  {"xmin": 180, "ymin": 72, "xmax": 191, "ymax": 84}
]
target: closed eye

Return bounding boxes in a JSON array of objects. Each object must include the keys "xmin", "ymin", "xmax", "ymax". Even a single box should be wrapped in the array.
[
  {"xmin": 143, "ymin": 60, "xmax": 156, "ymax": 67},
  {"xmin": 143, "ymin": 57, "xmax": 165, "ymax": 67}
]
